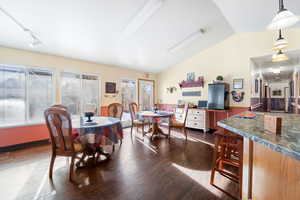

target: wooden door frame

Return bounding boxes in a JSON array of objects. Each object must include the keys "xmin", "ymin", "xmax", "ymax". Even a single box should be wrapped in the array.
[{"xmin": 138, "ymin": 79, "xmax": 155, "ymax": 110}]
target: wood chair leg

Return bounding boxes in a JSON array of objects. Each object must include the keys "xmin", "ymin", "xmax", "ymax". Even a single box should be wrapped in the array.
[
  {"xmin": 69, "ymin": 156, "xmax": 75, "ymax": 182},
  {"xmin": 112, "ymin": 144, "xmax": 115, "ymax": 152},
  {"xmin": 49, "ymin": 152, "xmax": 56, "ymax": 179},
  {"xmin": 210, "ymin": 142, "xmax": 218, "ymax": 185},
  {"xmin": 210, "ymin": 167, "xmax": 216, "ymax": 185},
  {"xmin": 76, "ymin": 152, "xmax": 86, "ymax": 168},
  {"xmin": 184, "ymin": 127, "xmax": 187, "ymax": 141}
]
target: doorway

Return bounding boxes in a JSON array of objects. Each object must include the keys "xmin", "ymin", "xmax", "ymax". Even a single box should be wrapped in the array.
[{"xmin": 138, "ymin": 79, "xmax": 155, "ymax": 111}]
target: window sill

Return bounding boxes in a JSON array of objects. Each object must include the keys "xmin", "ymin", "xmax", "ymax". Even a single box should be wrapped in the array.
[{"xmin": 0, "ymin": 122, "xmax": 45, "ymax": 129}]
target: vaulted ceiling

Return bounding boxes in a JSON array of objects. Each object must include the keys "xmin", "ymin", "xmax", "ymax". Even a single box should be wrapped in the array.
[{"xmin": 0, "ymin": 0, "xmax": 299, "ymax": 73}]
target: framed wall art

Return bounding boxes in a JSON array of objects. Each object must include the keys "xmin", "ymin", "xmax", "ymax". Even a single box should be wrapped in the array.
[
  {"xmin": 233, "ymin": 79, "xmax": 243, "ymax": 89},
  {"xmin": 105, "ymin": 82, "xmax": 116, "ymax": 93}
]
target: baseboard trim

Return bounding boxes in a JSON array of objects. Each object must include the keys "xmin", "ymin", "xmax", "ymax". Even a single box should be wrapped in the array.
[{"xmin": 0, "ymin": 139, "xmax": 50, "ymax": 152}]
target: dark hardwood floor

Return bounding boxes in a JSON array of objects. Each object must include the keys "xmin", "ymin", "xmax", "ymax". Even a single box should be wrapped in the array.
[{"xmin": 0, "ymin": 127, "xmax": 238, "ymax": 200}]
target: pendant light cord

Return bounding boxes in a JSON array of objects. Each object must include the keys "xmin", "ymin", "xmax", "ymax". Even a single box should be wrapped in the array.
[
  {"xmin": 279, "ymin": 0, "xmax": 286, "ymax": 12},
  {"xmin": 278, "ymin": 29, "xmax": 283, "ymax": 40}
]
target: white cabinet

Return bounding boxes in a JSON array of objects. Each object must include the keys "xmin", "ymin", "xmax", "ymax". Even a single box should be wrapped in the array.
[
  {"xmin": 186, "ymin": 109, "xmax": 209, "ymax": 132},
  {"xmin": 175, "ymin": 108, "xmax": 184, "ymax": 121}
]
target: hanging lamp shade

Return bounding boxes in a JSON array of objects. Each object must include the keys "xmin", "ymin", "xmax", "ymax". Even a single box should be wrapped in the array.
[
  {"xmin": 272, "ymin": 50, "xmax": 289, "ymax": 62},
  {"xmin": 268, "ymin": 0, "xmax": 299, "ymax": 30},
  {"xmin": 273, "ymin": 29, "xmax": 288, "ymax": 50}
]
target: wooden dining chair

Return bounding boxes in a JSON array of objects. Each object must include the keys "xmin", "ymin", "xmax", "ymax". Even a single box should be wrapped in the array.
[
  {"xmin": 44, "ymin": 107, "xmax": 85, "ymax": 182},
  {"xmin": 107, "ymin": 103, "xmax": 124, "ymax": 151},
  {"xmin": 108, "ymin": 103, "xmax": 123, "ymax": 119},
  {"xmin": 168, "ymin": 103, "xmax": 189, "ymax": 140},
  {"xmin": 51, "ymin": 104, "xmax": 68, "ymax": 110},
  {"xmin": 129, "ymin": 102, "xmax": 146, "ymax": 137},
  {"xmin": 210, "ymin": 132, "xmax": 243, "ymax": 199}
]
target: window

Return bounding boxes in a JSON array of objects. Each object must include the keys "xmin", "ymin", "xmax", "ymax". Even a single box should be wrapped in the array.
[
  {"xmin": 120, "ymin": 78, "xmax": 136, "ymax": 127},
  {"xmin": 120, "ymin": 78, "xmax": 136, "ymax": 112},
  {"xmin": 61, "ymin": 72, "xmax": 99, "ymax": 115},
  {"xmin": 28, "ymin": 69, "xmax": 54, "ymax": 122},
  {"xmin": 0, "ymin": 65, "xmax": 54, "ymax": 126}
]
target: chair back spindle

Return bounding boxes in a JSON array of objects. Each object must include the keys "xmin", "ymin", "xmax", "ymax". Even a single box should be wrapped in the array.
[
  {"xmin": 108, "ymin": 103, "xmax": 123, "ymax": 119},
  {"xmin": 129, "ymin": 102, "xmax": 139, "ymax": 121}
]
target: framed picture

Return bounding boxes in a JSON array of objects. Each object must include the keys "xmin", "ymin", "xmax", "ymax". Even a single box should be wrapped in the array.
[
  {"xmin": 272, "ymin": 90, "xmax": 282, "ymax": 96},
  {"xmin": 187, "ymin": 72, "xmax": 195, "ymax": 82},
  {"xmin": 105, "ymin": 82, "xmax": 116, "ymax": 93},
  {"xmin": 233, "ymin": 79, "xmax": 243, "ymax": 89}
]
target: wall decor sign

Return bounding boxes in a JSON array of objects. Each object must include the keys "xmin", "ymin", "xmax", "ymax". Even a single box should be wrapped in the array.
[
  {"xmin": 179, "ymin": 75, "xmax": 204, "ymax": 88},
  {"xmin": 233, "ymin": 79, "xmax": 243, "ymax": 89},
  {"xmin": 182, "ymin": 91, "xmax": 201, "ymax": 97},
  {"xmin": 231, "ymin": 91, "xmax": 245, "ymax": 102},
  {"xmin": 105, "ymin": 82, "xmax": 116, "ymax": 93},
  {"xmin": 166, "ymin": 86, "xmax": 177, "ymax": 94}
]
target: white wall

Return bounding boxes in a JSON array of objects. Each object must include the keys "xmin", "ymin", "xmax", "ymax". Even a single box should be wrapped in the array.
[
  {"xmin": 0, "ymin": 46, "xmax": 157, "ymax": 106},
  {"xmin": 157, "ymin": 29, "xmax": 300, "ymax": 107}
]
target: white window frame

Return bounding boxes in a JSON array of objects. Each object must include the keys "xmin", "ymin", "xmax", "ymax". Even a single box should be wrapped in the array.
[
  {"xmin": 120, "ymin": 77, "xmax": 137, "ymax": 99},
  {"xmin": 60, "ymin": 71, "xmax": 101, "ymax": 115},
  {"xmin": 0, "ymin": 64, "xmax": 55, "ymax": 128}
]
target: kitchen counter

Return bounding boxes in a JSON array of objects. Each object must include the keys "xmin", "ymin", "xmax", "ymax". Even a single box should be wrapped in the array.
[
  {"xmin": 217, "ymin": 112, "xmax": 300, "ymax": 200},
  {"xmin": 218, "ymin": 112, "xmax": 300, "ymax": 161}
]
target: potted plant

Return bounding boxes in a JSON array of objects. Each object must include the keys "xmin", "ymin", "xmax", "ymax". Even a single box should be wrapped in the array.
[
  {"xmin": 215, "ymin": 75, "xmax": 224, "ymax": 83},
  {"xmin": 216, "ymin": 75, "xmax": 223, "ymax": 81}
]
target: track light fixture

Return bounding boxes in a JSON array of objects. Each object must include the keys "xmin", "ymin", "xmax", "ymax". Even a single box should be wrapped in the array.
[{"xmin": 0, "ymin": 5, "xmax": 42, "ymax": 47}]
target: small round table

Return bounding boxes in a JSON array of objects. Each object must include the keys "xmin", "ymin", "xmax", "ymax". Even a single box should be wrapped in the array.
[
  {"xmin": 138, "ymin": 111, "xmax": 173, "ymax": 140},
  {"xmin": 72, "ymin": 116, "xmax": 123, "ymax": 165}
]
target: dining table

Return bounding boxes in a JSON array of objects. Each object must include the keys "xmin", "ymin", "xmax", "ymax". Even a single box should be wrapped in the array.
[
  {"xmin": 72, "ymin": 116, "xmax": 123, "ymax": 165},
  {"xmin": 138, "ymin": 110, "xmax": 173, "ymax": 140}
]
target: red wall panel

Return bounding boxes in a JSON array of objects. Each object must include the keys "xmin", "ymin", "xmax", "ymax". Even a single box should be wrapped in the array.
[{"xmin": 0, "ymin": 106, "xmax": 109, "ymax": 147}]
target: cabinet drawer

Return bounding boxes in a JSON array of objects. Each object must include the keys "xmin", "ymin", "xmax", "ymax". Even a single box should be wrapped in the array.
[
  {"xmin": 187, "ymin": 114, "xmax": 204, "ymax": 121},
  {"xmin": 175, "ymin": 108, "xmax": 184, "ymax": 114},
  {"xmin": 192, "ymin": 109, "xmax": 205, "ymax": 115},
  {"xmin": 186, "ymin": 121, "xmax": 204, "ymax": 129},
  {"xmin": 175, "ymin": 113, "xmax": 183, "ymax": 120}
]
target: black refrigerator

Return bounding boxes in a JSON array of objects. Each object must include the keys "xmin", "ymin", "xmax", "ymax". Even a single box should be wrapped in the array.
[{"xmin": 208, "ymin": 83, "xmax": 229, "ymax": 110}]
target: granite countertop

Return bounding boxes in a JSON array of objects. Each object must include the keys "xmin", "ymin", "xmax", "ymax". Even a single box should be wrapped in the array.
[{"xmin": 217, "ymin": 112, "xmax": 300, "ymax": 162}]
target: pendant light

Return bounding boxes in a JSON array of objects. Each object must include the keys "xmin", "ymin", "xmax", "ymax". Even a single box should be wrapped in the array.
[
  {"xmin": 273, "ymin": 29, "xmax": 288, "ymax": 50},
  {"xmin": 268, "ymin": 0, "xmax": 299, "ymax": 30},
  {"xmin": 272, "ymin": 50, "xmax": 289, "ymax": 62}
]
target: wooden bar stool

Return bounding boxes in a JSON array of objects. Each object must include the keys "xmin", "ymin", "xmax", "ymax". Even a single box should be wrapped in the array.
[{"xmin": 210, "ymin": 132, "xmax": 243, "ymax": 199}]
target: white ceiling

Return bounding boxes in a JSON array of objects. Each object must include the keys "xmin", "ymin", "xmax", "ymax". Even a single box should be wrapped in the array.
[
  {"xmin": 212, "ymin": 0, "xmax": 300, "ymax": 32},
  {"xmin": 0, "ymin": 0, "xmax": 299, "ymax": 73}
]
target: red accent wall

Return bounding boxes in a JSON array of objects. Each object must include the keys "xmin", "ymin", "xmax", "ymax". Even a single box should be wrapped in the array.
[
  {"xmin": 100, "ymin": 106, "xmax": 108, "ymax": 116},
  {"xmin": 0, "ymin": 106, "xmax": 109, "ymax": 148},
  {"xmin": 0, "ymin": 125, "xmax": 49, "ymax": 147},
  {"xmin": 158, "ymin": 104, "xmax": 177, "ymax": 112}
]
